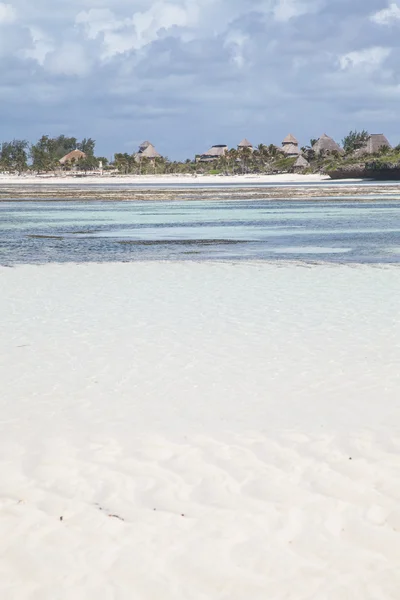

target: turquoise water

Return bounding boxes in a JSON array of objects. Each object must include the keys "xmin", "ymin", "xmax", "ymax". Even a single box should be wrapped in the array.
[{"xmin": 1, "ymin": 199, "xmax": 400, "ymax": 264}]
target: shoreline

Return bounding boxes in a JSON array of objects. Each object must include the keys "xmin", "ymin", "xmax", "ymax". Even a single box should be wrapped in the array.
[
  {"xmin": 1, "ymin": 174, "xmax": 398, "ymax": 203},
  {"xmin": 0, "ymin": 185, "xmax": 397, "ymax": 202},
  {"xmin": 0, "ymin": 173, "xmax": 332, "ymax": 186}
]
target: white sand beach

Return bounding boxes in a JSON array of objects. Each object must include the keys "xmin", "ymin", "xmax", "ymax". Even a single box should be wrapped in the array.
[
  {"xmin": 0, "ymin": 173, "xmax": 330, "ymax": 186},
  {"xmin": 1, "ymin": 262, "xmax": 400, "ymax": 599}
]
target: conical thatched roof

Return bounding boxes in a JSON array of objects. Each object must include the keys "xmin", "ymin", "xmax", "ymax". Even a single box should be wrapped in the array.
[
  {"xmin": 282, "ymin": 133, "xmax": 298, "ymax": 145},
  {"xmin": 293, "ymin": 155, "xmax": 309, "ymax": 169},
  {"xmin": 313, "ymin": 134, "xmax": 343, "ymax": 155},
  {"xmin": 238, "ymin": 138, "xmax": 253, "ymax": 148},
  {"xmin": 59, "ymin": 149, "xmax": 86, "ymax": 165},
  {"xmin": 366, "ymin": 134, "xmax": 391, "ymax": 154},
  {"xmin": 138, "ymin": 143, "xmax": 161, "ymax": 159},
  {"xmin": 282, "ymin": 143, "xmax": 300, "ymax": 156}
]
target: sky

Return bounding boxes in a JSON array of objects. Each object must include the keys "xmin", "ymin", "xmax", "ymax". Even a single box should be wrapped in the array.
[{"xmin": 1, "ymin": 0, "xmax": 399, "ymax": 160}]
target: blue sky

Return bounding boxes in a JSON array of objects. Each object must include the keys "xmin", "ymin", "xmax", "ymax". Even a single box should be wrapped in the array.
[{"xmin": 1, "ymin": 0, "xmax": 399, "ymax": 159}]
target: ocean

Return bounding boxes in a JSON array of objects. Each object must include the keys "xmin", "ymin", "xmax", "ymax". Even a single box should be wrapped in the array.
[{"xmin": 1, "ymin": 198, "xmax": 400, "ymax": 265}]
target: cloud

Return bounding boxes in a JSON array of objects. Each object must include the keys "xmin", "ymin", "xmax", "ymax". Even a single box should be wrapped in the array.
[
  {"xmin": 371, "ymin": 3, "xmax": 400, "ymax": 25},
  {"xmin": 0, "ymin": 2, "xmax": 15, "ymax": 23},
  {"xmin": 339, "ymin": 46, "xmax": 392, "ymax": 71},
  {"xmin": 1, "ymin": 0, "xmax": 400, "ymax": 158},
  {"xmin": 273, "ymin": 0, "xmax": 322, "ymax": 22},
  {"xmin": 44, "ymin": 43, "xmax": 93, "ymax": 76},
  {"xmin": 223, "ymin": 30, "xmax": 249, "ymax": 68},
  {"xmin": 75, "ymin": 2, "xmax": 201, "ymax": 59}
]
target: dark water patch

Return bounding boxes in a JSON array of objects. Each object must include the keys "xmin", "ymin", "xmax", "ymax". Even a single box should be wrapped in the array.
[
  {"xmin": 27, "ymin": 234, "xmax": 65, "ymax": 239},
  {"xmin": 117, "ymin": 239, "xmax": 244, "ymax": 246},
  {"xmin": 70, "ymin": 230, "xmax": 102, "ymax": 234}
]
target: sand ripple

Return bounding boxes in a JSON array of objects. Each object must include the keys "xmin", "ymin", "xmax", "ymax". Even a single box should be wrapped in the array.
[{"xmin": 1, "ymin": 262, "xmax": 400, "ymax": 598}]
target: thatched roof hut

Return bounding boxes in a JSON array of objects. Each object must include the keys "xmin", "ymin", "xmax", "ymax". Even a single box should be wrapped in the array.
[
  {"xmin": 366, "ymin": 134, "xmax": 391, "ymax": 154},
  {"xmin": 59, "ymin": 149, "xmax": 86, "ymax": 165},
  {"xmin": 139, "ymin": 141, "xmax": 151, "ymax": 151},
  {"xmin": 282, "ymin": 134, "xmax": 300, "ymax": 156},
  {"xmin": 282, "ymin": 143, "xmax": 300, "ymax": 156},
  {"xmin": 238, "ymin": 138, "xmax": 253, "ymax": 149},
  {"xmin": 313, "ymin": 134, "xmax": 343, "ymax": 155},
  {"xmin": 138, "ymin": 143, "xmax": 161, "ymax": 159},
  {"xmin": 134, "ymin": 141, "xmax": 162, "ymax": 163},
  {"xmin": 293, "ymin": 155, "xmax": 309, "ymax": 171},
  {"xmin": 199, "ymin": 144, "xmax": 228, "ymax": 161},
  {"xmin": 282, "ymin": 133, "xmax": 298, "ymax": 145}
]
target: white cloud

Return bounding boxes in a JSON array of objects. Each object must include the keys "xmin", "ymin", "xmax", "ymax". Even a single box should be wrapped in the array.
[
  {"xmin": 370, "ymin": 3, "xmax": 400, "ymax": 25},
  {"xmin": 75, "ymin": 9, "xmax": 118, "ymax": 40},
  {"xmin": 339, "ymin": 46, "xmax": 391, "ymax": 71},
  {"xmin": 76, "ymin": 2, "xmax": 200, "ymax": 58},
  {"xmin": 44, "ymin": 43, "xmax": 92, "ymax": 76},
  {"xmin": 0, "ymin": 2, "xmax": 16, "ymax": 23},
  {"xmin": 224, "ymin": 31, "xmax": 248, "ymax": 68},
  {"xmin": 273, "ymin": 0, "xmax": 321, "ymax": 22},
  {"xmin": 23, "ymin": 27, "xmax": 54, "ymax": 64}
]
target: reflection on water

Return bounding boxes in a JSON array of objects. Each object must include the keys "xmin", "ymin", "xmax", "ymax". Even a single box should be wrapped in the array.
[{"xmin": 1, "ymin": 199, "xmax": 400, "ymax": 265}]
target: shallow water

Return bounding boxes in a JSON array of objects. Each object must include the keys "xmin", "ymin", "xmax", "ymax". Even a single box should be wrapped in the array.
[{"xmin": 1, "ymin": 199, "xmax": 400, "ymax": 264}]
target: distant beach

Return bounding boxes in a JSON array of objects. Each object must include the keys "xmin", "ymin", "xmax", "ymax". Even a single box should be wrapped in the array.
[
  {"xmin": 0, "ymin": 172, "xmax": 331, "ymax": 186},
  {"xmin": 2, "ymin": 172, "xmax": 398, "ymax": 204}
]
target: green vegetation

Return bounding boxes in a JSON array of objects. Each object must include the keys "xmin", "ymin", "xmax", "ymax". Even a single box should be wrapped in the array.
[
  {"xmin": 0, "ymin": 134, "xmax": 99, "ymax": 174},
  {"xmin": 271, "ymin": 156, "xmax": 297, "ymax": 172},
  {"xmin": 0, "ymin": 140, "xmax": 29, "ymax": 174},
  {"xmin": 324, "ymin": 146, "xmax": 400, "ymax": 174},
  {"xmin": 1, "ymin": 129, "xmax": 400, "ymax": 178},
  {"xmin": 342, "ymin": 130, "xmax": 369, "ymax": 154},
  {"xmin": 30, "ymin": 135, "xmax": 97, "ymax": 172}
]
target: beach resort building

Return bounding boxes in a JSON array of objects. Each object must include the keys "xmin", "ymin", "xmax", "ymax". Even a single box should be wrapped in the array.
[
  {"xmin": 313, "ymin": 134, "xmax": 344, "ymax": 155},
  {"xmin": 237, "ymin": 139, "xmax": 253, "ymax": 152},
  {"xmin": 281, "ymin": 134, "xmax": 300, "ymax": 156},
  {"xmin": 198, "ymin": 144, "xmax": 228, "ymax": 162},
  {"xmin": 138, "ymin": 141, "xmax": 151, "ymax": 153},
  {"xmin": 59, "ymin": 149, "xmax": 86, "ymax": 165},
  {"xmin": 135, "ymin": 141, "xmax": 162, "ymax": 161},
  {"xmin": 351, "ymin": 134, "xmax": 392, "ymax": 157},
  {"xmin": 133, "ymin": 141, "xmax": 162, "ymax": 171},
  {"xmin": 365, "ymin": 134, "xmax": 391, "ymax": 154},
  {"xmin": 293, "ymin": 155, "xmax": 310, "ymax": 171}
]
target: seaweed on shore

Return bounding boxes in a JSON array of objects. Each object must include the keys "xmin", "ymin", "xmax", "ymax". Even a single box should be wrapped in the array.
[{"xmin": 2, "ymin": 183, "xmax": 400, "ymax": 202}]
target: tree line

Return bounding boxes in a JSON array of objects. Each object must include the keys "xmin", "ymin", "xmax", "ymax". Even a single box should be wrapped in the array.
[
  {"xmin": 1, "ymin": 130, "xmax": 398, "ymax": 176},
  {"xmin": 0, "ymin": 135, "xmax": 100, "ymax": 174}
]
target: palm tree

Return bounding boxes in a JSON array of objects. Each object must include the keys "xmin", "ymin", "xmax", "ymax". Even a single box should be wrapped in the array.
[
  {"xmin": 154, "ymin": 156, "xmax": 166, "ymax": 174},
  {"xmin": 267, "ymin": 144, "xmax": 278, "ymax": 158},
  {"xmin": 257, "ymin": 143, "xmax": 267, "ymax": 157},
  {"xmin": 240, "ymin": 147, "xmax": 252, "ymax": 173},
  {"xmin": 114, "ymin": 153, "xmax": 130, "ymax": 174},
  {"xmin": 218, "ymin": 154, "xmax": 228, "ymax": 173},
  {"xmin": 227, "ymin": 148, "xmax": 238, "ymax": 174},
  {"xmin": 256, "ymin": 144, "xmax": 268, "ymax": 170}
]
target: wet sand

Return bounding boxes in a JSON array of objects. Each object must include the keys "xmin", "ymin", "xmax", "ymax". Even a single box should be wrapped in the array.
[{"xmin": 1, "ymin": 182, "xmax": 400, "ymax": 202}]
